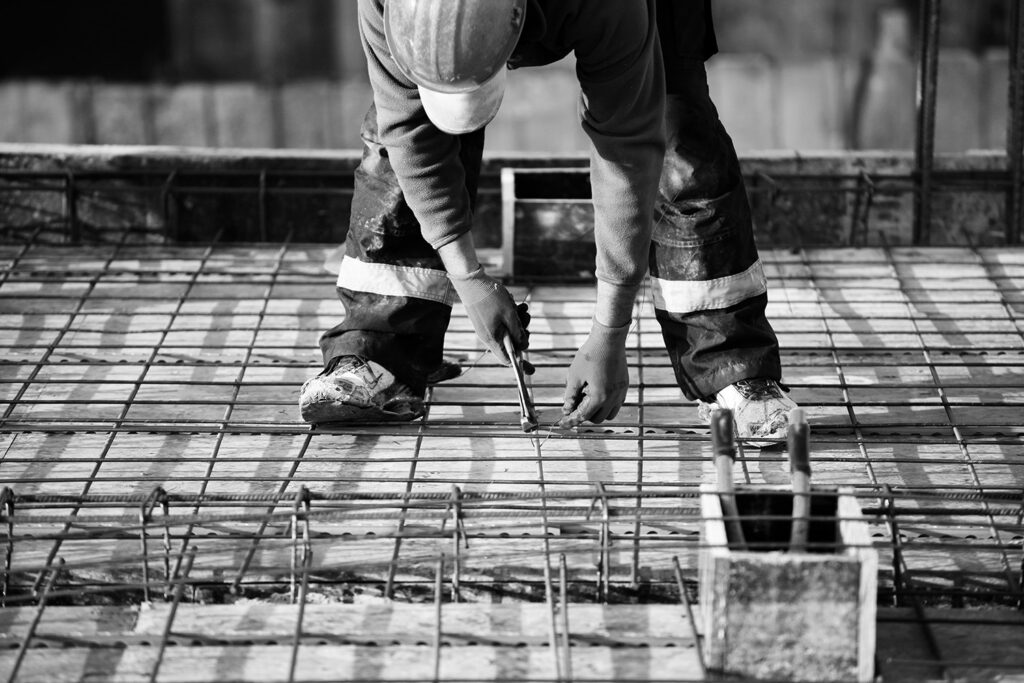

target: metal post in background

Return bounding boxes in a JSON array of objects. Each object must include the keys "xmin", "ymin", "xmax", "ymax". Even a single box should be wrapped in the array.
[
  {"xmin": 1008, "ymin": 0, "xmax": 1024, "ymax": 245},
  {"xmin": 913, "ymin": 0, "xmax": 941, "ymax": 245},
  {"xmin": 64, "ymin": 171, "xmax": 79, "ymax": 245}
]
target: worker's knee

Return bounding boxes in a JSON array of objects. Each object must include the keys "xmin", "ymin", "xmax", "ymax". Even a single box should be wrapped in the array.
[
  {"xmin": 651, "ymin": 183, "xmax": 757, "ymax": 282},
  {"xmin": 653, "ymin": 181, "xmax": 749, "ymax": 247}
]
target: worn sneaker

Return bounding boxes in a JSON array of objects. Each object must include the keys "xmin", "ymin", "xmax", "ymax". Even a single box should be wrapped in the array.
[
  {"xmin": 698, "ymin": 378, "xmax": 798, "ymax": 448},
  {"xmin": 299, "ymin": 356, "xmax": 424, "ymax": 424}
]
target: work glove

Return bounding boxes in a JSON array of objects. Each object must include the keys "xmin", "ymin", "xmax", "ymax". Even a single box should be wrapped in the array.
[
  {"xmin": 558, "ymin": 319, "xmax": 630, "ymax": 429},
  {"xmin": 449, "ymin": 266, "xmax": 529, "ymax": 366}
]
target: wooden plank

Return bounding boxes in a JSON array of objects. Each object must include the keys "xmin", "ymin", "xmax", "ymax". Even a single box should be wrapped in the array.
[
  {"xmin": 0, "ymin": 605, "xmax": 140, "ymax": 638},
  {"xmin": 0, "ymin": 604, "xmax": 699, "ymax": 681},
  {"xmin": 3, "ymin": 606, "xmax": 1021, "ymax": 682},
  {"xmin": 4, "ymin": 604, "xmax": 1021, "ymax": 640},
  {"xmin": 3, "ymin": 617, "xmax": 1021, "ymax": 682},
  {"xmin": 160, "ymin": 603, "xmax": 691, "ymax": 642},
  {"xmin": 0, "ymin": 603, "xmax": 691, "ymax": 643},
  {"xmin": 0, "ymin": 645, "xmax": 701, "ymax": 682}
]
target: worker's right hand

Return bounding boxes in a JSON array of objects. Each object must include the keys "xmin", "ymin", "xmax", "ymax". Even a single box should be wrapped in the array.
[
  {"xmin": 559, "ymin": 319, "xmax": 631, "ymax": 428},
  {"xmin": 448, "ymin": 267, "xmax": 528, "ymax": 365}
]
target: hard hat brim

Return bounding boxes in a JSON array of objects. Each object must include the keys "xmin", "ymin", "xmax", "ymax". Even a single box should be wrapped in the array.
[{"xmin": 419, "ymin": 68, "xmax": 506, "ymax": 135}]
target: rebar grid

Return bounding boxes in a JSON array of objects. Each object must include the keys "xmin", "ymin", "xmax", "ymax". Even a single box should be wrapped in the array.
[
  {"xmin": 2, "ymin": 5, "xmax": 1023, "ymax": 676},
  {"xmin": 1, "ymin": 233, "xmax": 1023, "ymax": 680}
]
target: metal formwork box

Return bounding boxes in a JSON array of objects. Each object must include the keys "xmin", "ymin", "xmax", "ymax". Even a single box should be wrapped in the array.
[{"xmin": 499, "ymin": 166, "xmax": 594, "ymax": 279}]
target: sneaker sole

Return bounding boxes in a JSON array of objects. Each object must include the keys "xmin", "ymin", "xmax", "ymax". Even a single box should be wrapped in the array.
[{"xmin": 300, "ymin": 400, "xmax": 423, "ymax": 425}]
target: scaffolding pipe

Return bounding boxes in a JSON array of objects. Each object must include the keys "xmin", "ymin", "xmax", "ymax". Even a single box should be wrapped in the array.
[
  {"xmin": 913, "ymin": 0, "xmax": 941, "ymax": 245},
  {"xmin": 1009, "ymin": 0, "xmax": 1024, "ymax": 244}
]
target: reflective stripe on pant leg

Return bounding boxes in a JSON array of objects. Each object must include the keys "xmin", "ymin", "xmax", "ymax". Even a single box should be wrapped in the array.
[
  {"xmin": 336, "ymin": 255, "xmax": 455, "ymax": 306},
  {"xmin": 651, "ymin": 258, "xmax": 766, "ymax": 314}
]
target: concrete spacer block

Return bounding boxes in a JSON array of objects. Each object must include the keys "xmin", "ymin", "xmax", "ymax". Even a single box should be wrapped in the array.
[{"xmin": 698, "ymin": 485, "xmax": 877, "ymax": 682}]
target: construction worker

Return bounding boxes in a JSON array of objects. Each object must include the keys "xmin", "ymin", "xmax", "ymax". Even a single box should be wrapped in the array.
[{"xmin": 300, "ymin": 0, "xmax": 798, "ymax": 443}]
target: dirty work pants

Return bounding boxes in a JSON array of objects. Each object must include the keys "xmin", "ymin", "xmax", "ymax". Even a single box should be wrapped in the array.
[{"xmin": 318, "ymin": 67, "xmax": 781, "ymax": 400}]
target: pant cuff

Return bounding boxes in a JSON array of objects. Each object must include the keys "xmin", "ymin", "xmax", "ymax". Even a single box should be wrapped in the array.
[
  {"xmin": 681, "ymin": 355, "xmax": 783, "ymax": 402},
  {"xmin": 319, "ymin": 332, "xmax": 430, "ymax": 394}
]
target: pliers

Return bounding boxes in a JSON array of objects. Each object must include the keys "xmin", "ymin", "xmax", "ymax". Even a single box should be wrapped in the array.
[{"xmin": 502, "ymin": 336, "xmax": 538, "ymax": 432}]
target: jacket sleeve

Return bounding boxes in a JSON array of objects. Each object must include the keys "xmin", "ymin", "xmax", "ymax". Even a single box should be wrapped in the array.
[
  {"xmin": 574, "ymin": 0, "xmax": 666, "ymax": 288},
  {"xmin": 357, "ymin": 0, "xmax": 476, "ymax": 251}
]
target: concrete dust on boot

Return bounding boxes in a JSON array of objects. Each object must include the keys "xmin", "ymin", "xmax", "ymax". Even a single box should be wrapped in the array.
[{"xmin": 299, "ymin": 356, "xmax": 425, "ymax": 424}]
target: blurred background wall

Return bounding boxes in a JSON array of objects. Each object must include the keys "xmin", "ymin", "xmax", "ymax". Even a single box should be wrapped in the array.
[{"xmin": 0, "ymin": 0, "xmax": 1014, "ymax": 153}]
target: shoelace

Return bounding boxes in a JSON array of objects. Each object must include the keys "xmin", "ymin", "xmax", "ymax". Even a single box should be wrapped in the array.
[
  {"xmin": 322, "ymin": 356, "xmax": 385, "ymax": 391},
  {"xmin": 732, "ymin": 378, "xmax": 783, "ymax": 401}
]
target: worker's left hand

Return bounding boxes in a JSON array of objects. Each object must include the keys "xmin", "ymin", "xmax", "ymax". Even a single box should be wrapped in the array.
[{"xmin": 559, "ymin": 319, "xmax": 630, "ymax": 428}]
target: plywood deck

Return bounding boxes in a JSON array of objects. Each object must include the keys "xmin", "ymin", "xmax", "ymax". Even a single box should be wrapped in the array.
[
  {"xmin": 1, "ymin": 242, "xmax": 1023, "ymax": 680},
  {"xmin": 1, "ymin": 604, "xmax": 1021, "ymax": 682}
]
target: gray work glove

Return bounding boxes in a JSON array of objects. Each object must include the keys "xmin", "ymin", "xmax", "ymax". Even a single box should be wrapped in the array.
[
  {"xmin": 558, "ymin": 319, "xmax": 630, "ymax": 428},
  {"xmin": 449, "ymin": 267, "xmax": 528, "ymax": 365}
]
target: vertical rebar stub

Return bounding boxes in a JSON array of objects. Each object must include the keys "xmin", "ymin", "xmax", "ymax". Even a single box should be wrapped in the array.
[{"xmin": 1, "ymin": 487, "xmax": 14, "ymax": 608}]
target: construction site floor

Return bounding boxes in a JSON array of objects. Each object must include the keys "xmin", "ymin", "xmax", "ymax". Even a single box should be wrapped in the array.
[{"xmin": 1, "ymin": 240, "xmax": 1023, "ymax": 681}]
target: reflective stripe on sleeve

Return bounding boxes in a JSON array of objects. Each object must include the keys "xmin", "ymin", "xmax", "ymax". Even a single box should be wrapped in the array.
[
  {"xmin": 651, "ymin": 259, "xmax": 767, "ymax": 314},
  {"xmin": 336, "ymin": 256, "xmax": 455, "ymax": 306}
]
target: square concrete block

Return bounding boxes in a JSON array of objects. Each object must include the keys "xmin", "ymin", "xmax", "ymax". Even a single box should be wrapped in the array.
[{"xmin": 699, "ymin": 485, "xmax": 877, "ymax": 682}]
